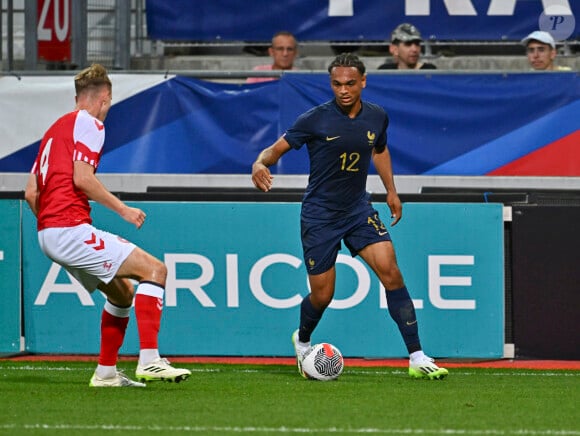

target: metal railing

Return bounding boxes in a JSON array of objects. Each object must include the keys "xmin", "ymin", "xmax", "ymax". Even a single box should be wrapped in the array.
[{"xmin": 1, "ymin": 0, "xmax": 147, "ymax": 71}]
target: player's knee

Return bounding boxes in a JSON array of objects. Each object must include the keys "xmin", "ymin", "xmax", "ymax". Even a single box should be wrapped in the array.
[
  {"xmin": 379, "ymin": 267, "xmax": 404, "ymax": 290},
  {"xmin": 133, "ymin": 248, "xmax": 167, "ymax": 284},
  {"xmin": 150, "ymin": 258, "xmax": 167, "ymax": 284}
]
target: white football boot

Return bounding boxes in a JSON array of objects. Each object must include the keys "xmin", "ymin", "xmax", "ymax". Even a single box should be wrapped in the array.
[
  {"xmin": 136, "ymin": 357, "xmax": 191, "ymax": 383},
  {"xmin": 291, "ymin": 329, "xmax": 311, "ymax": 378},
  {"xmin": 409, "ymin": 355, "xmax": 449, "ymax": 380},
  {"xmin": 89, "ymin": 371, "xmax": 146, "ymax": 387}
]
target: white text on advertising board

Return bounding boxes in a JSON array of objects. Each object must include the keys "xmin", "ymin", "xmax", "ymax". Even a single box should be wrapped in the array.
[{"xmin": 33, "ymin": 253, "xmax": 477, "ymax": 310}]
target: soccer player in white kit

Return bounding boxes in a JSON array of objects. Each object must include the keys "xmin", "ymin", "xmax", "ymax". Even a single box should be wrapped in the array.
[{"xmin": 24, "ymin": 64, "xmax": 191, "ymax": 387}]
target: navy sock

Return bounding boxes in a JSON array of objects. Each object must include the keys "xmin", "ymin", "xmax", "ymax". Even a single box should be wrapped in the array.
[
  {"xmin": 385, "ymin": 286, "xmax": 422, "ymax": 354},
  {"xmin": 298, "ymin": 296, "xmax": 324, "ymax": 343}
]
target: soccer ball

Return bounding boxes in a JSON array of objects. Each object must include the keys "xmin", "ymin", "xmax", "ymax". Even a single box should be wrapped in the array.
[{"xmin": 301, "ymin": 343, "xmax": 344, "ymax": 381}]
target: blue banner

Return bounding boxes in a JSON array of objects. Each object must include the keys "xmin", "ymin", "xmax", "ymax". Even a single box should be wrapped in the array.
[
  {"xmin": 0, "ymin": 200, "xmax": 22, "ymax": 353},
  {"xmin": 146, "ymin": 0, "xmax": 579, "ymax": 41},
  {"xmin": 99, "ymin": 73, "xmax": 580, "ymax": 176},
  {"xmin": 22, "ymin": 201, "xmax": 504, "ymax": 358},
  {"xmin": 3, "ymin": 73, "xmax": 579, "ymax": 176}
]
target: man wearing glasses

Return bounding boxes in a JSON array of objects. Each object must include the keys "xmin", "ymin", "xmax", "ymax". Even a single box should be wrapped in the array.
[{"xmin": 247, "ymin": 31, "xmax": 299, "ymax": 83}]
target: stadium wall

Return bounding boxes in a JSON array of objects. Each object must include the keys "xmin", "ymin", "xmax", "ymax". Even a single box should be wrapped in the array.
[
  {"xmin": 3, "ymin": 199, "xmax": 505, "ymax": 358},
  {"xmin": 3, "ymin": 193, "xmax": 580, "ymax": 360}
]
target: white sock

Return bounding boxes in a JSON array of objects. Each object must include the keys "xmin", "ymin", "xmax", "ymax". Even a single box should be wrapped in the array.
[
  {"xmin": 95, "ymin": 364, "xmax": 116, "ymax": 379},
  {"xmin": 139, "ymin": 348, "xmax": 161, "ymax": 366},
  {"xmin": 296, "ymin": 339, "xmax": 311, "ymax": 355},
  {"xmin": 410, "ymin": 350, "xmax": 426, "ymax": 362}
]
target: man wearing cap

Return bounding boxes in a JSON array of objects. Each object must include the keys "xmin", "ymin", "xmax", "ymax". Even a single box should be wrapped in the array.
[
  {"xmin": 378, "ymin": 23, "xmax": 437, "ymax": 70},
  {"xmin": 521, "ymin": 30, "xmax": 571, "ymax": 71}
]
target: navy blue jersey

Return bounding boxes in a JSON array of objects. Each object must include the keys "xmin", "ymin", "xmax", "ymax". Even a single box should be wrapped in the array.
[{"xmin": 284, "ymin": 99, "xmax": 388, "ymax": 220}]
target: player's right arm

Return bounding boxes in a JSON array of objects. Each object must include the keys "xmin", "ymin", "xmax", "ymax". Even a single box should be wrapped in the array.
[
  {"xmin": 251, "ymin": 136, "xmax": 292, "ymax": 192},
  {"xmin": 73, "ymin": 161, "xmax": 146, "ymax": 229}
]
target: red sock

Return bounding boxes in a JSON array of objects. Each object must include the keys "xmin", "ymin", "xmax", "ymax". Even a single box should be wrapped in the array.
[
  {"xmin": 134, "ymin": 293, "xmax": 162, "ymax": 349},
  {"xmin": 99, "ymin": 308, "xmax": 130, "ymax": 366}
]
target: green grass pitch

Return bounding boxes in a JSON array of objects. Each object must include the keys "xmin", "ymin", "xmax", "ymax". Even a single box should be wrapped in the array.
[{"xmin": 0, "ymin": 361, "xmax": 578, "ymax": 435}]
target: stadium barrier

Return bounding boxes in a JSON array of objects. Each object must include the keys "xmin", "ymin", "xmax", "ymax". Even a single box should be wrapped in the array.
[
  {"xmin": 2, "ymin": 197, "xmax": 503, "ymax": 358},
  {"xmin": 3, "ymin": 188, "xmax": 579, "ymax": 359}
]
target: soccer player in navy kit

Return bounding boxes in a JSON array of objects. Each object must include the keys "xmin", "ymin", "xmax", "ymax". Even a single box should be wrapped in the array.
[{"xmin": 251, "ymin": 53, "xmax": 448, "ymax": 380}]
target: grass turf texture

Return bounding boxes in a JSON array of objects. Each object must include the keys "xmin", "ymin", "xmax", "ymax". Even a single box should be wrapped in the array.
[{"xmin": 0, "ymin": 361, "xmax": 578, "ymax": 435}]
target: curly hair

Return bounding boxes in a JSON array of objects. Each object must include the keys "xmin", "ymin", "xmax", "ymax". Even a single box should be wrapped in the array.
[
  {"xmin": 327, "ymin": 53, "xmax": 366, "ymax": 75},
  {"xmin": 74, "ymin": 64, "xmax": 112, "ymax": 96}
]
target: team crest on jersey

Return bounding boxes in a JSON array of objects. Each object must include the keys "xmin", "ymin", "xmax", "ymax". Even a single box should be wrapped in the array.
[{"xmin": 367, "ymin": 131, "xmax": 376, "ymax": 146}]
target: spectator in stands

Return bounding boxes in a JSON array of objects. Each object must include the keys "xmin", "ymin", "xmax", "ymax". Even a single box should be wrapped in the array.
[
  {"xmin": 246, "ymin": 31, "xmax": 298, "ymax": 83},
  {"xmin": 521, "ymin": 31, "xmax": 571, "ymax": 71},
  {"xmin": 378, "ymin": 23, "xmax": 436, "ymax": 70}
]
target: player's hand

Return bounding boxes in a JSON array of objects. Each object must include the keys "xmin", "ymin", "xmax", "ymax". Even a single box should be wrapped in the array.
[
  {"xmin": 387, "ymin": 191, "xmax": 402, "ymax": 226},
  {"xmin": 252, "ymin": 163, "xmax": 274, "ymax": 192},
  {"xmin": 121, "ymin": 206, "xmax": 146, "ymax": 229}
]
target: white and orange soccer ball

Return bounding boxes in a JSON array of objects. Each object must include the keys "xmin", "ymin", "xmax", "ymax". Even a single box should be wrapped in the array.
[{"xmin": 301, "ymin": 343, "xmax": 344, "ymax": 381}]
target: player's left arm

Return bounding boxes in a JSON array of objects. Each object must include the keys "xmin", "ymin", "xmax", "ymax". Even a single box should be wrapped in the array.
[
  {"xmin": 24, "ymin": 173, "xmax": 40, "ymax": 217},
  {"xmin": 372, "ymin": 147, "xmax": 402, "ymax": 226}
]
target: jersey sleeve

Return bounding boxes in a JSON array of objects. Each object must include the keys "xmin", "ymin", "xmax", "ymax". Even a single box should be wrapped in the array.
[
  {"xmin": 72, "ymin": 110, "xmax": 104, "ymax": 168},
  {"xmin": 374, "ymin": 107, "xmax": 389, "ymax": 153},
  {"xmin": 283, "ymin": 109, "xmax": 316, "ymax": 150}
]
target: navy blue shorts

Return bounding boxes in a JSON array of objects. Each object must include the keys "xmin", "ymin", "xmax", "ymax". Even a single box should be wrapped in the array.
[{"xmin": 301, "ymin": 204, "xmax": 391, "ymax": 275}]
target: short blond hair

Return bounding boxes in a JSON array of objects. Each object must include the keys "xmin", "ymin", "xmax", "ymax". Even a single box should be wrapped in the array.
[{"xmin": 74, "ymin": 63, "xmax": 112, "ymax": 96}]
